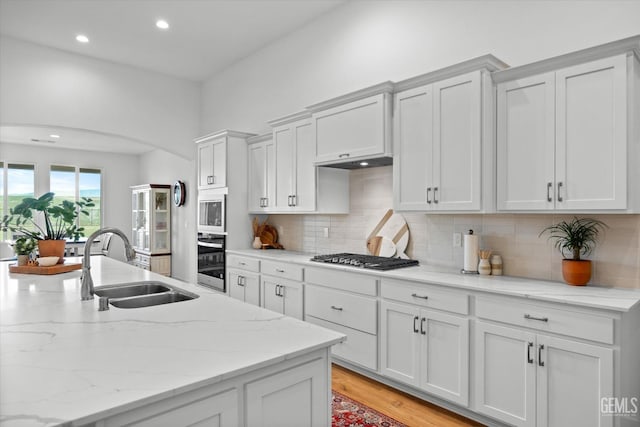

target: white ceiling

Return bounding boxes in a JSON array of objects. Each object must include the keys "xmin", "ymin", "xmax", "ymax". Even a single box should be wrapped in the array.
[
  {"xmin": 0, "ymin": 0, "xmax": 345, "ymax": 154},
  {"xmin": 0, "ymin": 0, "xmax": 345, "ymax": 82}
]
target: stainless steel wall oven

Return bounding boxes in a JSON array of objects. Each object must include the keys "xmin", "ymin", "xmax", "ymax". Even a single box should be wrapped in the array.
[{"xmin": 197, "ymin": 232, "xmax": 225, "ymax": 292}]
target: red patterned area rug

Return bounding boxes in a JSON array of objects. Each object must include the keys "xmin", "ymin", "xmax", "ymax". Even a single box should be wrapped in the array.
[{"xmin": 332, "ymin": 391, "xmax": 408, "ymax": 427}]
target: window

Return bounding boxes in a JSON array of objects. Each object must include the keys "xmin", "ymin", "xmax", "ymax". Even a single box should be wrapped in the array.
[
  {"xmin": 1, "ymin": 162, "xmax": 36, "ymax": 239},
  {"xmin": 49, "ymin": 165, "xmax": 102, "ymax": 237}
]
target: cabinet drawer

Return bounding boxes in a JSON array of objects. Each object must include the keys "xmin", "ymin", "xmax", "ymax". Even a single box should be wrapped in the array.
[
  {"xmin": 227, "ymin": 255, "xmax": 260, "ymax": 272},
  {"xmin": 305, "ymin": 285, "xmax": 377, "ymax": 334},
  {"xmin": 305, "ymin": 267, "xmax": 377, "ymax": 296},
  {"xmin": 381, "ymin": 279, "xmax": 469, "ymax": 315},
  {"xmin": 476, "ymin": 297, "xmax": 614, "ymax": 344},
  {"xmin": 306, "ymin": 316, "xmax": 377, "ymax": 371},
  {"xmin": 261, "ymin": 260, "xmax": 303, "ymax": 281}
]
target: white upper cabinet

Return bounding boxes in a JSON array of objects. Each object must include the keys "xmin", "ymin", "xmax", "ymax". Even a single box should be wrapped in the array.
[
  {"xmin": 495, "ymin": 38, "xmax": 640, "ymax": 212},
  {"xmin": 248, "ymin": 112, "xmax": 349, "ymax": 215},
  {"xmin": 309, "ymin": 83, "xmax": 394, "ymax": 166},
  {"xmin": 196, "ymin": 136, "xmax": 226, "ymax": 189},
  {"xmin": 393, "ymin": 56, "xmax": 506, "ymax": 212}
]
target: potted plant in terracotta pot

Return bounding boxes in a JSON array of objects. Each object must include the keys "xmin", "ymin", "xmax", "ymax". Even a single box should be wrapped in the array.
[
  {"xmin": 14, "ymin": 236, "xmax": 37, "ymax": 266},
  {"xmin": 1, "ymin": 192, "xmax": 94, "ymax": 263},
  {"xmin": 539, "ymin": 217, "xmax": 607, "ymax": 286}
]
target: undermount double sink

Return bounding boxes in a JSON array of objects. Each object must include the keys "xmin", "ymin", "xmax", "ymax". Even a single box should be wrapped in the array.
[{"xmin": 94, "ymin": 281, "xmax": 199, "ymax": 309}]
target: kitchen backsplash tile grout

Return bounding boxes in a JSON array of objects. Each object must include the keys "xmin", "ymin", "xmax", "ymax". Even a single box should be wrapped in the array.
[{"xmin": 266, "ymin": 166, "xmax": 640, "ymax": 289}]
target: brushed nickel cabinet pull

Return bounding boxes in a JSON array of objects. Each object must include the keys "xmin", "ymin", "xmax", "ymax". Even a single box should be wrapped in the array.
[{"xmin": 524, "ymin": 314, "xmax": 548, "ymax": 322}]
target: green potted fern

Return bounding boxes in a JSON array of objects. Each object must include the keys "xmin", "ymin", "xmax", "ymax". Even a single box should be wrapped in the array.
[
  {"xmin": 1, "ymin": 192, "xmax": 94, "ymax": 263},
  {"xmin": 539, "ymin": 217, "xmax": 607, "ymax": 286}
]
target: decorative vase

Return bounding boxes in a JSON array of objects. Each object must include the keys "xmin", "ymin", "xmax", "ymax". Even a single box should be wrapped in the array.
[
  {"xmin": 252, "ymin": 236, "xmax": 262, "ymax": 249},
  {"xmin": 478, "ymin": 258, "xmax": 492, "ymax": 275},
  {"xmin": 17, "ymin": 255, "xmax": 29, "ymax": 266},
  {"xmin": 490, "ymin": 255, "xmax": 503, "ymax": 276},
  {"xmin": 562, "ymin": 259, "xmax": 592, "ymax": 286},
  {"xmin": 38, "ymin": 240, "xmax": 66, "ymax": 263}
]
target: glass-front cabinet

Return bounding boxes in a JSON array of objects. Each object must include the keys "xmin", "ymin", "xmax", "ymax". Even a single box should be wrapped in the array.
[{"xmin": 131, "ymin": 184, "xmax": 171, "ymax": 276}]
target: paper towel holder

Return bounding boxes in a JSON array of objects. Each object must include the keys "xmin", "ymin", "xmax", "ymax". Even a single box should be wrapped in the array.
[{"xmin": 461, "ymin": 229, "xmax": 480, "ymax": 275}]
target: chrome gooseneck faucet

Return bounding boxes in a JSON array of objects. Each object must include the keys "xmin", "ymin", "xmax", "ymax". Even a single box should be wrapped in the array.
[{"xmin": 81, "ymin": 227, "xmax": 137, "ymax": 300}]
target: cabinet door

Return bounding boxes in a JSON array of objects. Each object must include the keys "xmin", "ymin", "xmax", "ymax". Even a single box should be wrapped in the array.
[
  {"xmin": 555, "ymin": 55, "xmax": 627, "ymax": 210},
  {"xmin": 380, "ymin": 301, "xmax": 421, "ymax": 387},
  {"xmin": 228, "ymin": 271, "xmax": 245, "ymax": 302},
  {"xmin": 292, "ymin": 120, "xmax": 316, "ymax": 211},
  {"xmin": 262, "ymin": 278, "xmax": 284, "ymax": 315},
  {"xmin": 282, "ymin": 280, "xmax": 303, "ymax": 320},
  {"xmin": 244, "ymin": 272, "xmax": 260, "ymax": 306},
  {"xmin": 212, "ymin": 138, "xmax": 227, "ymax": 188},
  {"xmin": 393, "ymin": 85, "xmax": 433, "ymax": 211},
  {"xmin": 265, "ymin": 139, "xmax": 276, "ymax": 210},
  {"xmin": 497, "ymin": 73, "xmax": 556, "ymax": 211},
  {"xmin": 248, "ymin": 142, "xmax": 266, "ymax": 212},
  {"xmin": 432, "ymin": 71, "xmax": 482, "ymax": 211},
  {"xmin": 314, "ymin": 93, "xmax": 388, "ymax": 163},
  {"xmin": 245, "ymin": 357, "xmax": 328, "ymax": 427},
  {"xmin": 274, "ymin": 126, "xmax": 295, "ymax": 210},
  {"xmin": 537, "ymin": 335, "xmax": 613, "ymax": 427},
  {"xmin": 475, "ymin": 321, "xmax": 536, "ymax": 427},
  {"xmin": 197, "ymin": 141, "xmax": 214, "ymax": 189},
  {"xmin": 420, "ymin": 309, "xmax": 469, "ymax": 406}
]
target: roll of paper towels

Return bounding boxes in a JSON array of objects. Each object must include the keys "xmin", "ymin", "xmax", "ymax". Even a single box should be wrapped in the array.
[{"xmin": 463, "ymin": 231, "xmax": 479, "ymax": 272}]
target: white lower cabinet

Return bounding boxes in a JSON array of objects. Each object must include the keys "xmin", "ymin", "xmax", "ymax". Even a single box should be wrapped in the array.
[
  {"xmin": 245, "ymin": 357, "xmax": 328, "ymax": 427},
  {"xmin": 262, "ymin": 276, "xmax": 303, "ymax": 320},
  {"xmin": 228, "ymin": 269, "xmax": 260, "ymax": 306},
  {"xmin": 380, "ymin": 300, "xmax": 469, "ymax": 406},
  {"xmin": 475, "ymin": 321, "xmax": 614, "ymax": 427}
]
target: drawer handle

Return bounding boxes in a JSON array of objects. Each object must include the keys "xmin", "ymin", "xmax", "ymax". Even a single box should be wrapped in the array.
[
  {"xmin": 527, "ymin": 342, "xmax": 534, "ymax": 364},
  {"xmin": 538, "ymin": 344, "xmax": 545, "ymax": 367},
  {"xmin": 239, "ymin": 262, "xmax": 246, "ymax": 266},
  {"xmin": 338, "ymin": 153, "xmax": 350, "ymax": 158},
  {"xmin": 420, "ymin": 317, "xmax": 426, "ymax": 335},
  {"xmin": 331, "ymin": 305, "xmax": 343, "ymax": 311},
  {"xmin": 276, "ymin": 269, "xmax": 285, "ymax": 273},
  {"xmin": 413, "ymin": 316, "xmax": 419, "ymax": 333},
  {"xmin": 524, "ymin": 314, "xmax": 548, "ymax": 322},
  {"xmin": 411, "ymin": 293, "xmax": 429, "ymax": 300}
]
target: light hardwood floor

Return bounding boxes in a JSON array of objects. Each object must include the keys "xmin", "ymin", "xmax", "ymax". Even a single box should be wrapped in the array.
[{"xmin": 332, "ymin": 364, "xmax": 484, "ymax": 427}]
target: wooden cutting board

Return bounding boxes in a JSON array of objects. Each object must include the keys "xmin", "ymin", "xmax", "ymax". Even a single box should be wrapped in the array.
[
  {"xmin": 366, "ymin": 209, "xmax": 410, "ymax": 258},
  {"xmin": 9, "ymin": 263, "xmax": 82, "ymax": 275}
]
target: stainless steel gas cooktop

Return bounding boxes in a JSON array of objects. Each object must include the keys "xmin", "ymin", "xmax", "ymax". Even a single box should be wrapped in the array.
[{"xmin": 310, "ymin": 253, "xmax": 419, "ymax": 271}]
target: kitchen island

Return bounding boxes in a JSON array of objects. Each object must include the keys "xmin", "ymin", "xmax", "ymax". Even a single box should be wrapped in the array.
[{"xmin": 0, "ymin": 257, "xmax": 344, "ymax": 427}]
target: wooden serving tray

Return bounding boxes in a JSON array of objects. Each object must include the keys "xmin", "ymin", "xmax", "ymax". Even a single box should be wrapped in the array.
[{"xmin": 9, "ymin": 263, "xmax": 82, "ymax": 275}]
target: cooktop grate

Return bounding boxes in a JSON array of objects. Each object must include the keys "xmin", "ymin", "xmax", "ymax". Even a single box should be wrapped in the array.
[{"xmin": 310, "ymin": 253, "xmax": 419, "ymax": 271}]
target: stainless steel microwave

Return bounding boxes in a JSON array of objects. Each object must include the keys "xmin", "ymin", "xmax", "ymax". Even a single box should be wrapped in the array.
[{"xmin": 198, "ymin": 192, "xmax": 226, "ymax": 234}]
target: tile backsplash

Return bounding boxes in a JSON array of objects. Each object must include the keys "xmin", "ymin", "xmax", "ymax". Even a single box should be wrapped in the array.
[{"xmin": 268, "ymin": 166, "xmax": 640, "ymax": 289}]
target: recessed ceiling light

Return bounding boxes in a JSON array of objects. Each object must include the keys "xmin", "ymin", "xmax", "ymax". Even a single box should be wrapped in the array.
[
  {"xmin": 49, "ymin": 134, "xmax": 60, "ymax": 139},
  {"xmin": 359, "ymin": 162, "xmax": 369, "ymax": 167},
  {"xmin": 156, "ymin": 19, "xmax": 170, "ymax": 30},
  {"xmin": 76, "ymin": 34, "xmax": 89, "ymax": 43}
]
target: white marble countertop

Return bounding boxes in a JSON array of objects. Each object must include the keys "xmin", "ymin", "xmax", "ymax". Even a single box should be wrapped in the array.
[
  {"xmin": 0, "ymin": 257, "xmax": 344, "ymax": 427},
  {"xmin": 228, "ymin": 249, "xmax": 640, "ymax": 312}
]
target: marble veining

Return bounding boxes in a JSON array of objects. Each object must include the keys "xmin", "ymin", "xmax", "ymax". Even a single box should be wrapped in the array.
[
  {"xmin": 0, "ymin": 257, "xmax": 343, "ymax": 427},
  {"xmin": 228, "ymin": 249, "xmax": 640, "ymax": 311}
]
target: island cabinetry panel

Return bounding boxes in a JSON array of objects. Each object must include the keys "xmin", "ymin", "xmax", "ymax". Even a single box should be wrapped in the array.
[
  {"xmin": 309, "ymin": 83, "xmax": 393, "ymax": 165},
  {"xmin": 394, "ymin": 70, "xmax": 486, "ymax": 212},
  {"xmin": 103, "ymin": 388, "xmax": 238, "ymax": 427},
  {"xmin": 496, "ymin": 52, "xmax": 639, "ymax": 212},
  {"xmin": 474, "ymin": 321, "xmax": 613, "ymax": 427},
  {"xmin": 228, "ymin": 269, "xmax": 260, "ymax": 306},
  {"xmin": 245, "ymin": 356, "xmax": 328, "ymax": 427},
  {"xmin": 380, "ymin": 300, "xmax": 469, "ymax": 406}
]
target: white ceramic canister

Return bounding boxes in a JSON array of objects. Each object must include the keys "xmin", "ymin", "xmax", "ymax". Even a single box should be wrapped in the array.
[
  {"xmin": 491, "ymin": 254, "xmax": 503, "ymax": 276},
  {"xmin": 478, "ymin": 258, "xmax": 492, "ymax": 275}
]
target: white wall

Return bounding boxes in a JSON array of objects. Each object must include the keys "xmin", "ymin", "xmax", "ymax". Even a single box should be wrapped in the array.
[
  {"xmin": 0, "ymin": 36, "xmax": 201, "ymax": 159},
  {"xmin": 201, "ymin": 0, "xmax": 640, "ymax": 133},
  {"xmin": 1, "ymin": 142, "xmax": 139, "ymax": 259},
  {"xmin": 137, "ymin": 150, "xmax": 197, "ymax": 283}
]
